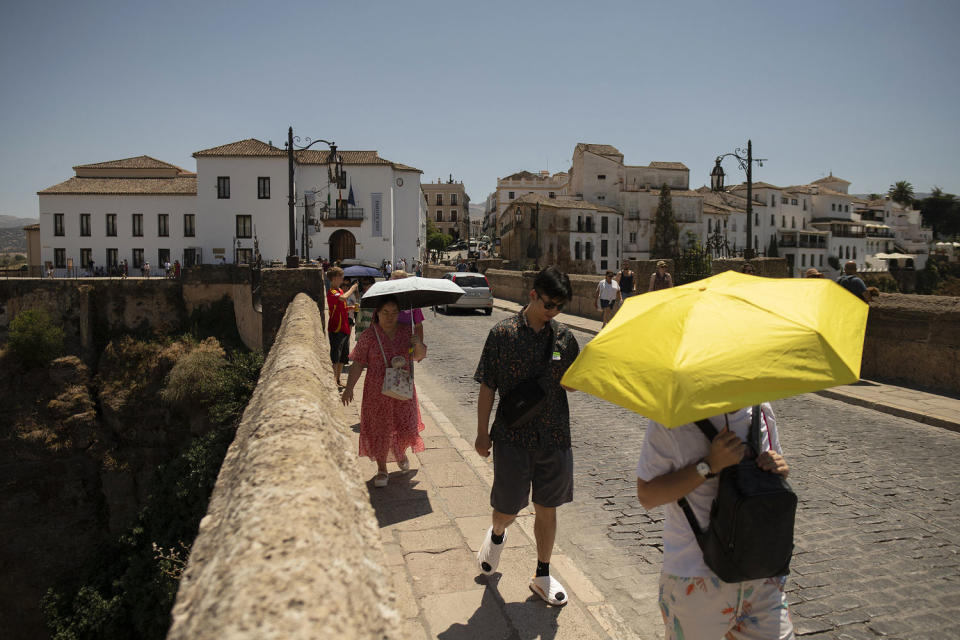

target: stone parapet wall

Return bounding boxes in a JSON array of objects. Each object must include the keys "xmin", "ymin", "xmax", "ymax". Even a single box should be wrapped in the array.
[
  {"xmin": 167, "ymin": 293, "xmax": 397, "ymax": 640},
  {"xmin": 861, "ymin": 293, "xmax": 960, "ymax": 394}
]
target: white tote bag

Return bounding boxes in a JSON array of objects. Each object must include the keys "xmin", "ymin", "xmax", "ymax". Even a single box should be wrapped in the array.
[{"xmin": 375, "ymin": 326, "xmax": 413, "ymax": 400}]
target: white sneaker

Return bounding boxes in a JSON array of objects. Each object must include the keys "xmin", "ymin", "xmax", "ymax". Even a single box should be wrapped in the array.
[
  {"xmin": 529, "ymin": 575, "xmax": 568, "ymax": 606},
  {"xmin": 477, "ymin": 526, "xmax": 506, "ymax": 575},
  {"xmin": 373, "ymin": 472, "xmax": 389, "ymax": 488}
]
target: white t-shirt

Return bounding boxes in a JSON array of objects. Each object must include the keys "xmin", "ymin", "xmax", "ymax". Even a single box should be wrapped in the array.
[
  {"xmin": 635, "ymin": 404, "xmax": 782, "ymax": 578},
  {"xmin": 596, "ymin": 278, "xmax": 620, "ymax": 301}
]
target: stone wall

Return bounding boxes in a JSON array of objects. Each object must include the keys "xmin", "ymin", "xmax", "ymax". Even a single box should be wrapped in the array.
[
  {"xmin": 167, "ymin": 294, "xmax": 397, "ymax": 640},
  {"xmin": 861, "ymin": 293, "xmax": 960, "ymax": 394},
  {"xmin": 0, "ymin": 265, "xmax": 321, "ymax": 355}
]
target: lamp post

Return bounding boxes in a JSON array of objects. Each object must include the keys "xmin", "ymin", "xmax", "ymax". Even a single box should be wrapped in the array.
[
  {"xmin": 285, "ymin": 126, "xmax": 343, "ymax": 268},
  {"xmin": 514, "ymin": 206, "xmax": 523, "ymax": 267},
  {"xmin": 710, "ymin": 140, "xmax": 766, "ymax": 259}
]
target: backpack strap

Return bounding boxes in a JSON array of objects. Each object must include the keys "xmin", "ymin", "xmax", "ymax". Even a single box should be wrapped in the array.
[{"xmin": 678, "ymin": 409, "xmax": 758, "ymax": 537}]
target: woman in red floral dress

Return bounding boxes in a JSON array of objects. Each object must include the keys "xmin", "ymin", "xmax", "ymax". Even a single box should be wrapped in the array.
[{"xmin": 341, "ymin": 296, "xmax": 426, "ymax": 487}]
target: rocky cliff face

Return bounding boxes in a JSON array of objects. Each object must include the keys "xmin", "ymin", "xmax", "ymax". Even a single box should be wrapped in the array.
[{"xmin": 0, "ymin": 337, "xmax": 219, "ymax": 639}]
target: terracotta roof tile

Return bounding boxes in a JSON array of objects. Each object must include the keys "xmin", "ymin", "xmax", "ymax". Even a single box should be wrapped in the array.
[
  {"xmin": 576, "ymin": 143, "xmax": 622, "ymax": 157},
  {"xmin": 73, "ymin": 155, "xmax": 187, "ymax": 172},
  {"xmin": 193, "ymin": 138, "xmax": 286, "ymax": 157},
  {"xmin": 38, "ymin": 176, "xmax": 197, "ymax": 196},
  {"xmin": 729, "ymin": 181, "xmax": 783, "ymax": 191},
  {"xmin": 649, "ymin": 161, "xmax": 689, "ymax": 170},
  {"xmin": 192, "ymin": 139, "xmax": 422, "ymax": 172},
  {"xmin": 509, "ymin": 192, "xmax": 619, "ymax": 213},
  {"xmin": 811, "ymin": 175, "xmax": 851, "ymax": 185}
]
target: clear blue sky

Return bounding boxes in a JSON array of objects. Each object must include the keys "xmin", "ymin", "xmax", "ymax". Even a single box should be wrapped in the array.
[{"xmin": 2, "ymin": 0, "xmax": 958, "ymax": 219}]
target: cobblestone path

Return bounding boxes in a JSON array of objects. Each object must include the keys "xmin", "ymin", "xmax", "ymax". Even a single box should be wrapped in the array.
[{"xmin": 413, "ymin": 307, "xmax": 960, "ymax": 639}]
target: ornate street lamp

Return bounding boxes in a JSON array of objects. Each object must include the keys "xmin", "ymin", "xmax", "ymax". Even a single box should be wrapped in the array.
[
  {"xmin": 710, "ymin": 140, "xmax": 766, "ymax": 259},
  {"xmin": 285, "ymin": 126, "xmax": 343, "ymax": 267}
]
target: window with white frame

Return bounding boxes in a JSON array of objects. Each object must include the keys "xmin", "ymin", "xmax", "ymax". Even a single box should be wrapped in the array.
[
  {"xmin": 80, "ymin": 213, "xmax": 91, "ymax": 236},
  {"xmin": 158, "ymin": 214, "xmax": 169, "ymax": 237},
  {"xmin": 258, "ymin": 177, "xmax": 270, "ymax": 199},
  {"xmin": 54, "ymin": 213, "xmax": 64, "ymax": 236},
  {"xmin": 450, "ymin": 193, "xmax": 458, "ymax": 206},
  {"xmin": 436, "ymin": 193, "xmax": 443, "ymax": 205},
  {"xmin": 132, "ymin": 213, "xmax": 143, "ymax": 237},
  {"xmin": 184, "ymin": 214, "xmax": 195, "ymax": 237},
  {"xmin": 217, "ymin": 176, "xmax": 230, "ymax": 199}
]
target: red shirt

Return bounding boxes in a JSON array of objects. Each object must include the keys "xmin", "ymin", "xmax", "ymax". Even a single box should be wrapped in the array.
[{"xmin": 327, "ymin": 287, "xmax": 350, "ymax": 334}]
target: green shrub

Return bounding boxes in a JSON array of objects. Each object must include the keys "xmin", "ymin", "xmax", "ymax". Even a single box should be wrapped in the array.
[
  {"xmin": 8, "ymin": 308, "xmax": 65, "ymax": 368},
  {"xmin": 160, "ymin": 339, "xmax": 228, "ymax": 407}
]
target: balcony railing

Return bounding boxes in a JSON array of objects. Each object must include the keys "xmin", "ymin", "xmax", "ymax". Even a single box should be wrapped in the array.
[{"xmin": 329, "ymin": 206, "xmax": 364, "ymax": 220}]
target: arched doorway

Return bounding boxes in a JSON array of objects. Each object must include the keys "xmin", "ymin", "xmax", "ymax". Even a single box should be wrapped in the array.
[{"xmin": 329, "ymin": 229, "xmax": 357, "ymax": 263}]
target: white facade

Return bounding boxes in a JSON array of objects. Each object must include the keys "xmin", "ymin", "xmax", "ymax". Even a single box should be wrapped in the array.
[
  {"xmin": 38, "ymin": 139, "xmax": 425, "ymax": 273},
  {"xmin": 38, "ymin": 192, "xmax": 197, "ymax": 274}
]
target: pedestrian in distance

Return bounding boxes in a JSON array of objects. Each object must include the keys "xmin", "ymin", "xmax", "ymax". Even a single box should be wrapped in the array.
[
  {"xmin": 474, "ymin": 266, "xmax": 581, "ymax": 606},
  {"xmin": 837, "ymin": 261, "xmax": 870, "ymax": 302},
  {"xmin": 636, "ymin": 404, "xmax": 794, "ymax": 639},
  {"xmin": 805, "ymin": 267, "xmax": 823, "ymax": 278},
  {"xmin": 326, "ymin": 266, "xmax": 359, "ymax": 389},
  {"xmin": 595, "ymin": 270, "xmax": 621, "ymax": 329},
  {"xmin": 341, "ymin": 295, "xmax": 426, "ymax": 487},
  {"xmin": 390, "ymin": 270, "xmax": 426, "ymax": 347},
  {"xmin": 617, "ymin": 263, "xmax": 636, "ymax": 299},
  {"xmin": 741, "ymin": 263, "xmax": 756, "ymax": 275},
  {"xmin": 649, "ymin": 260, "xmax": 674, "ymax": 291}
]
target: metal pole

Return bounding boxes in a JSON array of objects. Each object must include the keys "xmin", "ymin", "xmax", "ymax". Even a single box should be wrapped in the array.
[
  {"xmin": 746, "ymin": 139, "xmax": 753, "ymax": 259},
  {"xmin": 287, "ymin": 126, "xmax": 297, "ymax": 268},
  {"xmin": 535, "ymin": 202, "xmax": 540, "ymax": 269}
]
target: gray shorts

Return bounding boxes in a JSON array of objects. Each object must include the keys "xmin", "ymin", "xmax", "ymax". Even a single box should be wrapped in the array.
[{"xmin": 491, "ymin": 441, "xmax": 573, "ymax": 515}]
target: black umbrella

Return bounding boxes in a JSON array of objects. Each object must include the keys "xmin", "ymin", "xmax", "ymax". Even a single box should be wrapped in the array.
[{"xmin": 360, "ymin": 276, "xmax": 465, "ymax": 309}]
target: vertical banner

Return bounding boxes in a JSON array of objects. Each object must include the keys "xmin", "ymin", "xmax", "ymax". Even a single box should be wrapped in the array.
[{"xmin": 371, "ymin": 193, "xmax": 383, "ymax": 237}]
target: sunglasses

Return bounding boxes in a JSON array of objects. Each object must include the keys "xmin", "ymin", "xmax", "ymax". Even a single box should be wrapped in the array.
[{"xmin": 536, "ymin": 292, "xmax": 565, "ymax": 311}]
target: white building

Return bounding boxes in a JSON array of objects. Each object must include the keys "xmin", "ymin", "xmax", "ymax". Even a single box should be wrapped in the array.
[
  {"xmin": 38, "ymin": 138, "xmax": 424, "ymax": 274},
  {"xmin": 38, "ymin": 156, "xmax": 198, "ymax": 274}
]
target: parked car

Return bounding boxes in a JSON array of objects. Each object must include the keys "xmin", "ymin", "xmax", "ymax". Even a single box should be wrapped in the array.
[{"xmin": 437, "ymin": 272, "xmax": 493, "ymax": 315}]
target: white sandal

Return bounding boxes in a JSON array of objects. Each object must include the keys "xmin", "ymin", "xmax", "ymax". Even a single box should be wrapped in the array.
[
  {"xmin": 398, "ymin": 457, "xmax": 410, "ymax": 472},
  {"xmin": 373, "ymin": 472, "xmax": 389, "ymax": 488},
  {"xmin": 529, "ymin": 575, "xmax": 568, "ymax": 606},
  {"xmin": 476, "ymin": 526, "xmax": 506, "ymax": 575}
]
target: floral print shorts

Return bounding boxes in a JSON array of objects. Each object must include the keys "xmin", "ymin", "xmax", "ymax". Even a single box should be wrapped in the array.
[{"xmin": 659, "ymin": 573, "xmax": 794, "ymax": 639}]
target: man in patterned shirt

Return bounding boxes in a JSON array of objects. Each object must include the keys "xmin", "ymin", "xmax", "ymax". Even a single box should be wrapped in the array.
[{"xmin": 474, "ymin": 266, "xmax": 580, "ymax": 606}]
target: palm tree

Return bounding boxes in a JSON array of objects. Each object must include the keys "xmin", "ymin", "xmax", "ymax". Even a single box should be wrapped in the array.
[{"xmin": 888, "ymin": 181, "xmax": 915, "ymax": 205}]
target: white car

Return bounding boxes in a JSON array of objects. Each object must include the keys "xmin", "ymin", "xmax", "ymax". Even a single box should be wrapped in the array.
[{"xmin": 437, "ymin": 272, "xmax": 494, "ymax": 315}]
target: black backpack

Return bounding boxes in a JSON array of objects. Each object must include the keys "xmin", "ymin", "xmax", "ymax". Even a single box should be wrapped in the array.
[{"xmin": 678, "ymin": 407, "xmax": 797, "ymax": 583}]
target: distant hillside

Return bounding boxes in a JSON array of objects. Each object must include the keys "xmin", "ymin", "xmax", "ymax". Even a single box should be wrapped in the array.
[
  {"xmin": 0, "ymin": 215, "xmax": 38, "ymax": 229},
  {"xmin": 0, "ymin": 228, "xmax": 27, "ymax": 253}
]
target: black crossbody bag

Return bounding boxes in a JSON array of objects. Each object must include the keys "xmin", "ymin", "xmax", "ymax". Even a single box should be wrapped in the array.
[
  {"xmin": 678, "ymin": 407, "xmax": 797, "ymax": 583},
  {"xmin": 497, "ymin": 324, "xmax": 555, "ymax": 430}
]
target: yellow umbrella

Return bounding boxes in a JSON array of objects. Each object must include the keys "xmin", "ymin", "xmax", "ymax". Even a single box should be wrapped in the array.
[{"xmin": 561, "ymin": 270, "xmax": 868, "ymax": 427}]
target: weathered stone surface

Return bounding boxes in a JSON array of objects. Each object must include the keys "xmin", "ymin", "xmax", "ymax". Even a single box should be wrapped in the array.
[{"xmin": 167, "ymin": 294, "xmax": 398, "ymax": 640}]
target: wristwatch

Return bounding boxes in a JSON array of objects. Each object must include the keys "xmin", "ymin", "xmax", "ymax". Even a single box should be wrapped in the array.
[{"xmin": 695, "ymin": 459, "xmax": 716, "ymax": 479}]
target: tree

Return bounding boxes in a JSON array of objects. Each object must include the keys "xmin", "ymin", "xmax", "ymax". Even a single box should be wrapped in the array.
[
  {"xmin": 650, "ymin": 184, "xmax": 679, "ymax": 259},
  {"xmin": 918, "ymin": 187, "xmax": 960, "ymax": 239},
  {"xmin": 888, "ymin": 180, "xmax": 915, "ymax": 205},
  {"xmin": 766, "ymin": 235, "xmax": 779, "ymax": 257},
  {"xmin": 8, "ymin": 308, "xmax": 64, "ymax": 368},
  {"xmin": 425, "ymin": 218, "xmax": 451, "ymax": 253},
  {"xmin": 867, "ymin": 193, "xmax": 882, "ymax": 201}
]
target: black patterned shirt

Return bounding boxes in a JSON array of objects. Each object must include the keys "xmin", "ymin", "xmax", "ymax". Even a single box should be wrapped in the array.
[{"xmin": 474, "ymin": 308, "xmax": 580, "ymax": 450}]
